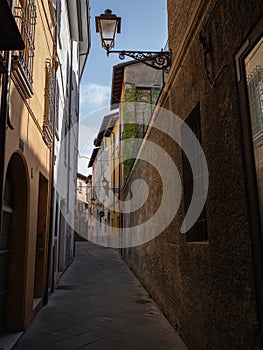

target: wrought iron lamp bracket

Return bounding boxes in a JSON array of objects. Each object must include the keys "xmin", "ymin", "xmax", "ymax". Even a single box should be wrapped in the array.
[{"xmin": 108, "ymin": 49, "xmax": 171, "ymax": 73}]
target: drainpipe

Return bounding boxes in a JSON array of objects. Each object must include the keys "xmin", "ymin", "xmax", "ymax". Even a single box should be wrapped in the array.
[
  {"xmin": 68, "ymin": 39, "xmax": 74, "ymax": 260},
  {"xmin": 43, "ymin": 109, "xmax": 55, "ymax": 305},
  {"xmin": 43, "ymin": 7, "xmax": 58, "ymax": 303}
]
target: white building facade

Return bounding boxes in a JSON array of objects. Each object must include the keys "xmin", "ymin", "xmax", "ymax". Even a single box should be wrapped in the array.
[{"xmin": 50, "ymin": 0, "xmax": 90, "ymax": 288}]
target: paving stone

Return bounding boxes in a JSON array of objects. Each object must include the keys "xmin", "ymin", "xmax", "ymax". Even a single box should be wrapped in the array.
[{"xmin": 13, "ymin": 242, "xmax": 187, "ymax": 350}]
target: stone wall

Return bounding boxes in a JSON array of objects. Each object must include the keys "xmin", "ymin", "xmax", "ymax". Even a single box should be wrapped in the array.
[{"xmin": 122, "ymin": 1, "xmax": 263, "ymax": 349}]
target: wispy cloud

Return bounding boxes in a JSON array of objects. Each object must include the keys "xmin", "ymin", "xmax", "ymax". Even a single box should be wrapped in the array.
[
  {"xmin": 78, "ymin": 125, "xmax": 97, "ymax": 176},
  {"xmin": 80, "ymin": 83, "xmax": 111, "ymax": 107},
  {"xmin": 78, "ymin": 125, "xmax": 97, "ymax": 154},
  {"xmin": 78, "ymin": 84, "xmax": 112, "ymax": 174}
]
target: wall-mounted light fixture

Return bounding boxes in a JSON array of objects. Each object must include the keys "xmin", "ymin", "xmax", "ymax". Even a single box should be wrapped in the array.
[
  {"xmin": 95, "ymin": 9, "xmax": 171, "ymax": 72},
  {"xmin": 101, "ymin": 176, "xmax": 109, "ymax": 190}
]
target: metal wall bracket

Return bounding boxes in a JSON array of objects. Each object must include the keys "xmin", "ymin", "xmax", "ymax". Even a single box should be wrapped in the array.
[{"xmin": 108, "ymin": 50, "xmax": 171, "ymax": 73}]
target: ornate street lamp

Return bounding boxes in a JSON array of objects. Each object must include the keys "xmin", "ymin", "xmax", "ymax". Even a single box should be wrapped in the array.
[
  {"xmin": 95, "ymin": 9, "xmax": 121, "ymax": 53},
  {"xmin": 95, "ymin": 9, "xmax": 171, "ymax": 72},
  {"xmin": 101, "ymin": 175, "xmax": 109, "ymax": 197},
  {"xmin": 101, "ymin": 175, "xmax": 109, "ymax": 190}
]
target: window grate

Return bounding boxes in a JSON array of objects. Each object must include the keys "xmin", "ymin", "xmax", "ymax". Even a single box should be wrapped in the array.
[
  {"xmin": 43, "ymin": 59, "xmax": 55, "ymax": 146},
  {"xmin": 13, "ymin": 0, "xmax": 36, "ymax": 86},
  {"xmin": 247, "ymin": 65, "xmax": 263, "ymax": 136}
]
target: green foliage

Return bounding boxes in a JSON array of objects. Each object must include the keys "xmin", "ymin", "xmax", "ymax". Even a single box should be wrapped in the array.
[
  {"xmin": 123, "ymin": 122, "xmax": 136, "ymax": 139},
  {"xmin": 123, "ymin": 83, "xmax": 137, "ymax": 103},
  {"xmin": 121, "ymin": 84, "xmax": 162, "ymax": 185}
]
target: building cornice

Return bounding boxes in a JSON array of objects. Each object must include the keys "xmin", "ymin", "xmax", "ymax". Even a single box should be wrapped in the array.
[
  {"xmin": 158, "ymin": 0, "xmax": 218, "ymax": 108},
  {"xmin": 66, "ymin": 0, "xmax": 90, "ymax": 77}
]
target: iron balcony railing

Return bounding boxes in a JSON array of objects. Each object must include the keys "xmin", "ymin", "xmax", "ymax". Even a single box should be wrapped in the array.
[{"xmin": 13, "ymin": 1, "xmax": 36, "ymax": 86}]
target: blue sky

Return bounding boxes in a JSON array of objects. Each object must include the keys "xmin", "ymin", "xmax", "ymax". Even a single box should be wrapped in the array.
[{"xmin": 78, "ymin": 0, "xmax": 168, "ymax": 175}]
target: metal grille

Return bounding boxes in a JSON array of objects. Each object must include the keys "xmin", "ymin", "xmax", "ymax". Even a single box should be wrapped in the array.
[
  {"xmin": 13, "ymin": 0, "xmax": 36, "ymax": 85},
  {"xmin": 55, "ymin": 81, "xmax": 59, "ymax": 132},
  {"xmin": 43, "ymin": 59, "xmax": 55, "ymax": 145},
  {"xmin": 247, "ymin": 66, "xmax": 263, "ymax": 136}
]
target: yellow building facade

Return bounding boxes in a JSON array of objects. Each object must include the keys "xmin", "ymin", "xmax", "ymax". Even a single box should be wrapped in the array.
[
  {"xmin": 109, "ymin": 119, "xmax": 120, "ymax": 230},
  {"xmin": 1, "ymin": 0, "xmax": 55, "ymax": 331}
]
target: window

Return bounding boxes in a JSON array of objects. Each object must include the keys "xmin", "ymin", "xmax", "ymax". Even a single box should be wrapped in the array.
[
  {"xmin": 181, "ymin": 103, "xmax": 208, "ymax": 242},
  {"xmin": 236, "ymin": 18, "xmax": 263, "ymax": 334},
  {"xmin": 247, "ymin": 64, "xmax": 263, "ymax": 136},
  {"xmin": 55, "ymin": 81, "xmax": 60, "ymax": 135},
  {"xmin": 244, "ymin": 37, "xmax": 263, "ymax": 230},
  {"xmin": 79, "ymin": 182, "xmax": 82, "ymax": 194},
  {"xmin": 78, "ymin": 202, "xmax": 83, "ymax": 214},
  {"xmin": 13, "ymin": 0, "xmax": 36, "ymax": 97},
  {"xmin": 111, "ymin": 134, "xmax": 115, "ymax": 154},
  {"xmin": 54, "ymin": 0, "xmax": 62, "ymax": 48},
  {"xmin": 135, "ymin": 86, "xmax": 161, "ymax": 136},
  {"xmin": 43, "ymin": 59, "xmax": 55, "ymax": 146}
]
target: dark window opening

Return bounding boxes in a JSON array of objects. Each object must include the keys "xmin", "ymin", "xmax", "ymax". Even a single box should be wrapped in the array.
[{"xmin": 181, "ymin": 102, "xmax": 208, "ymax": 242}]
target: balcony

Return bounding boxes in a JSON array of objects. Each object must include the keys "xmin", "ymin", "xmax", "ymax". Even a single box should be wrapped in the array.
[{"xmin": 12, "ymin": 1, "xmax": 36, "ymax": 98}]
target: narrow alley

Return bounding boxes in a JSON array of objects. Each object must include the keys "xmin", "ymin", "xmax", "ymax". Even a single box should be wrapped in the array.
[
  {"xmin": 1, "ymin": 1, "xmax": 262, "ymax": 348},
  {"xmin": 12, "ymin": 242, "xmax": 187, "ymax": 350}
]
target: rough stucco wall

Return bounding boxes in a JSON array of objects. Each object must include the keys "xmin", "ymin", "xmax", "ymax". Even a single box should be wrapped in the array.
[
  {"xmin": 125, "ymin": 62, "xmax": 160, "ymax": 87},
  {"xmin": 168, "ymin": 0, "xmax": 198, "ymax": 53},
  {"xmin": 123, "ymin": 1, "xmax": 263, "ymax": 349}
]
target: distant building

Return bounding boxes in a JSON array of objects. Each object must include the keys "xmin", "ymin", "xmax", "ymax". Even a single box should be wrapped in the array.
[
  {"xmin": 110, "ymin": 60, "xmax": 165, "ymax": 253},
  {"xmin": 111, "ymin": 60, "xmax": 164, "ymax": 187},
  {"xmin": 85, "ymin": 174, "xmax": 93, "ymax": 239},
  {"xmin": 74, "ymin": 173, "xmax": 88, "ymax": 241},
  {"xmin": 88, "ymin": 113, "xmax": 120, "ymax": 245}
]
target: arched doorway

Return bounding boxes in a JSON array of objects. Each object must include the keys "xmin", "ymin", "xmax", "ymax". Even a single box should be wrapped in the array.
[{"xmin": 0, "ymin": 152, "xmax": 29, "ymax": 332}]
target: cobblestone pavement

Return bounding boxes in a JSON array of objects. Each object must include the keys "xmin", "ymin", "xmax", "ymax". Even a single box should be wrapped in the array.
[{"xmin": 13, "ymin": 241, "xmax": 188, "ymax": 350}]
